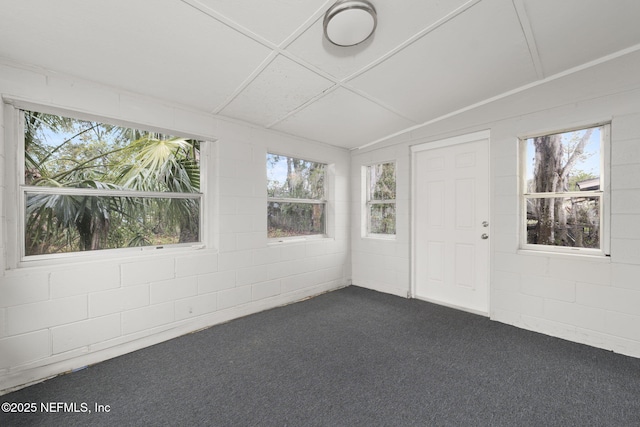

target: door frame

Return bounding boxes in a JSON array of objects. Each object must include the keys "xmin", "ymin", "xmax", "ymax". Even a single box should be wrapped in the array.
[{"xmin": 410, "ymin": 129, "xmax": 491, "ymax": 316}]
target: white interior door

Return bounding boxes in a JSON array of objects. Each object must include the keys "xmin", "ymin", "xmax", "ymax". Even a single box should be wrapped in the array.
[{"xmin": 412, "ymin": 133, "xmax": 490, "ymax": 315}]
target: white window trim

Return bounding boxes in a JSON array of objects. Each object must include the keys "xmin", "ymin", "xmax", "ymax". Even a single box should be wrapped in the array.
[
  {"xmin": 518, "ymin": 123, "xmax": 611, "ymax": 257},
  {"xmin": 362, "ymin": 161, "xmax": 396, "ymax": 239},
  {"xmin": 4, "ymin": 100, "xmax": 211, "ymax": 269},
  {"xmin": 266, "ymin": 152, "xmax": 328, "ymax": 243}
]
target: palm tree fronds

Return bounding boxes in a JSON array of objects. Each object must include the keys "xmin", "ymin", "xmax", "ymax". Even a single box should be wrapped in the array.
[{"xmin": 24, "ymin": 110, "xmax": 202, "ymax": 254}]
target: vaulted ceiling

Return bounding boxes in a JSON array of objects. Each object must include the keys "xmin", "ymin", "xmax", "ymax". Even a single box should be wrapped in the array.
[{"xmin": 2, "ymin": 0, "xmax": 640, "ymax": 149}]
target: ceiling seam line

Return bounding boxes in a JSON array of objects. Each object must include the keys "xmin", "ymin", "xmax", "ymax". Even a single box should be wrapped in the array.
[
  {"xmin": 179, "ymin": 0, "xmax": 423, "ymax": 128},
  {"xmin": 210, "ymin": 52, "xmax": 280, "ymax": 115},
  {"xmin": 214, "ymin": 47, "xmax": 342, "ymax": 119},
  {"xmin": 264, "ymin": 81, "xmax": 417, "ymax": 130},
  {"xmin": 214, "ymin": 112, "xmax": 346, "ymax": 151},
  {"xmin": 340, "ymin": 0, "xmax": 484, "ymax": 83},
  {"xmin": 341, "ymin": 85, "xmax": 419, "ymax": 123},
  {"xmin": 179, "ymin": 0, "xmax": 334, "ymax": 76},
  {"xmin": 179, "ymin": 0, "xmax": 342, "ymax": 116},
  {"xmin": 179, "ymin": 0, "xmax": 278, "ymax": 50},
  {"xmin": 277, "ymin": 50, "xmax": 341, "ymax": 84},
  {"xmin": 263, "ymin": 84, "xmax": 342, "ymax": 129},
  {"xmin": 511, "ymin": 0, "xmax": 544, "ymax": 79},
  {"xmin": 356, "ymin": 42, "xmax": 640, "ymax": 150},
  {"xmin": 266, "ymin": 0, "xmax": 485, "ymax": 127},
  {"xmin": 277, "ymin": 0, "xmax": 336, "ymax": 50}
]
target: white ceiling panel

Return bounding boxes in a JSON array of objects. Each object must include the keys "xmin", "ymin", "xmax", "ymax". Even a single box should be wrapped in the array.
[
  {"xmin": 347, "ymin": 0, "xmax": 538, "ymax": 123},
  {"xmin": 286, "ymin": 0, "xmax": 471, "ymax": 80},
  {"xmin": 0, "ymin": 0, "xmax": 272, "ymax": 112},
  {"xmin": 521, "ymin": 0, "xmax": 640, "ymax": 76},
  {"xmin": 194, "ymin": 0, "xmax": 328, "ymax": 45},
  {"xmin": 219, "ymin": 55, "xmax": 334, "ymax": 127},
  {"xmin": 2, "ymin": 0, "xmax": 639, "ymax": 149},
  {"xmin": 272, "ymin": 88, "xmax": 416, "ymax": 149}
]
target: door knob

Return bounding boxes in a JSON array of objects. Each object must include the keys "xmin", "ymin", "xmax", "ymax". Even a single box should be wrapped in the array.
[
  {"xmin": 482, "ymin": 221, "xmax": 489, "ymax": 227},
  {"xmin": 481, "ymin": 233, "xmax": 489, "ymax": 240}
]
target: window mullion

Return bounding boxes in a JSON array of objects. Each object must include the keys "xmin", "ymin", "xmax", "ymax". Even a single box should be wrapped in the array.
[
  {"xmin": 18, "ymin": 107, "xmax": 204, "ymax": 261},
  {"xmin": 22, "ymin": 185, "xmax": 201, "ymax": 200},
  {"xmin": 520, "ymin": 124, "xmax": 607, "ymax": 254},
  {"xmin": 266, "ymin": 153, "xmax": 327, "ymax": 239},
  {"xmin": 364, "ymin": 162, "xmax": 396, "ymax": 237},
  {"xmin": 524, "ymin": 191, "xmax": 602, "ymax": 198},
  {"xmin": 267, "ymin": 197, "xmax": 325, "ymax": 204}
]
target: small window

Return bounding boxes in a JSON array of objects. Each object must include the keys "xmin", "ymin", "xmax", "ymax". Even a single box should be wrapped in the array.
[
  {"xmin": 21, "ymin": 109, "xmax": 203, "ymax": 258},
  {"xmin": 266, "ymin": 153, "xmax": 326, "ymax": 239},
  {"xmin": 520, "ymin": 124, "xmax": 609, "ymax": 254},
  {"xmin": 365, "ymin": 162, "xmax": 396, "ymax": 237}
]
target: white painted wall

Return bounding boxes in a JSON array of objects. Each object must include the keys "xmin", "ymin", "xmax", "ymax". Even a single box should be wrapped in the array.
[
  {"xmin": 350, "ymin": 146, "xmax": 411, "ymax": 298},
  {"xmin": 0, "ymin": 61, "xmax": 350, "ymax": 393},
  {"xmin": 3, "ymin": 44, "xmax": 640, "ymax": 395},
  {"xmin": 352, "ymin": 49, "xmax": 640, "ymax": 359}
]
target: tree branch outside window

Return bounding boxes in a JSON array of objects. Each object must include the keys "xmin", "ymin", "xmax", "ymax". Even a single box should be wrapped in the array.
[{"xmin": 522, "ymin": 125, "xmax": 606, "ymax": 253}]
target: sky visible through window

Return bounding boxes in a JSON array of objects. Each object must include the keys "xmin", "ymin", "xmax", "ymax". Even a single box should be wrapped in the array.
[
  {"xmin": 525, "ymin": 127, "xmax": 601, "ymax": 182},
  {"xmin": 23, "ymin": 110, "xmax": 202, "ymax": 255},
  {"xmin": 266, "ymin": 154, "xmax": 288, "ymax": 189}
]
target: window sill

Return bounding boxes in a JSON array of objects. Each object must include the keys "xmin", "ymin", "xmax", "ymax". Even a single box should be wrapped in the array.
[
  {"xmin": 362, "ymin": 234, "xmax": 396, "ymax": 241},
  {"xmin": 13, "ymin": 244, "xmax": 214, "ymax": 271},
  {"xmin": 267, "ymin": 235, "xmax": 330, "ymax": 245},
  {"xmin": 516, "ymin": 249, "xmax": 611, "ymax": 263}
]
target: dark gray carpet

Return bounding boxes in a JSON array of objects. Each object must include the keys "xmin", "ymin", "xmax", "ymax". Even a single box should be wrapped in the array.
[{"xmin": 2, "ymin": 286, "xmax": 640, "ymax": 426}]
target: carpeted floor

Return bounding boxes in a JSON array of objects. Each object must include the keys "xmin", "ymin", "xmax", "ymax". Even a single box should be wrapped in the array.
[{"xmin": 2, "ymin": 285, "xmax": 640, "ymax": 426}]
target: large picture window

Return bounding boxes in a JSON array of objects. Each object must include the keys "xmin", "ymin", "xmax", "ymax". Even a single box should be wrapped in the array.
[
  {"xmin": 266, "ymin": 153, "xmax": 326, "ymax": 239},
  {"xmin": 520, "ymin": 124, "xmax": 609, "ymax": 255},
  {"xmin": 365, "ymin": 162, "xmax": 396, "ymax": 236},
  {"xmin": 21, "ymin": 109, "xmax": 203, "ymax": 258}
]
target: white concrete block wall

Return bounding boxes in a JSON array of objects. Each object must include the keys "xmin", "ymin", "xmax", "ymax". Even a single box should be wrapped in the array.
[
  {"xmin": 121, "ymin": 258, "xmax": 176, "ymax": 286},
  {"xmin": 0, "ymin": 62, "xmax": 350, "ymax": 392},
  {"xmin": 217, "ymin": 287, "xmax": 252, "ymax": 311},
  {"xmin": 150, "ymin": 277, "xmax": 198, "ymax": 304},
  {"xmin": 0, "ymin": 331, "xmax": 49, "ymax": 370},
  {"xmin": 6, "ymin": 296, "xmax": 87, "ymax": 336},
  {"xmin": 352, "ymin": 51, "xmax": 640, "ymax": 359},
  {"xmin": 0, "ymin": 100, "xmax": 5, "ymax": 275},
  {"xmin": 0, "ymin": 273, "xmax": 49, "ymax": 307},
  {"xmin": 197, "ymin": 271, "xmax": 236, "ymax": 294},
  {"xmin": 51, "ymin": 315, "xmax": 121, "ymax": 354},
  {"xmin": 175, "ymin": 292, "xmax": 217, "ymax": 321},
  {"xmin": 50, "ymin": 265, "xmax": 120, "ymax": 298},
  {"xmin": 350, "ymin": 145, "xmax": 411, "ymax": 297},
  {"xmin": 121, "ymin": 302, "xmax": 175, "ymax": 335},
  {"xmin": 89, "ymin": 285, "xmax": 150, "ymax": 318},
  {"xmin": 2, "ymin": 42, "xmax": 639, "ymax": 394},
  {"xmin": 175, "ymin": 253, "xmax": 219, "ymax": 277}
]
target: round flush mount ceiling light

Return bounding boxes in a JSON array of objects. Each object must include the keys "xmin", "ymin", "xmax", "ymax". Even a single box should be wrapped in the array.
[{"xmin": 323, "ymin": 0, "xmax": 377, "ymax": 47}]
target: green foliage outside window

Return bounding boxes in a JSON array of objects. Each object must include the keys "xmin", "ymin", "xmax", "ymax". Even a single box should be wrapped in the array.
[
  {"xmin": 23, "ymin": 110, "xmax": 202, "ymax": 256},
  {"xmin": 524, "ymin": 126, "xmax": 603, "ymax": 250},
  {"xmin": 267, "ymin": 154, "xmax": 326, "ymax": 238},
  {"xmin": 367, "ymin": 162, "xmax": 396, "ymax": 235}
]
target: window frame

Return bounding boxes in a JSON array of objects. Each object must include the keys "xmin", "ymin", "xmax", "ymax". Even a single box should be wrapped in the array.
[
  {"xmin": 266, "ymin": 152, "xmax": 328, "ymax": 242},
  {"xmin": 5, "ymin": 101, "xmax": 210, "ymax": 267},
  {"xmin": 362, "ymin": 161, "xmax": 396, "ymax": 239},
  {"xmin": 518, "ymin": 123, "xmax": 610, "ymax": 257}
]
